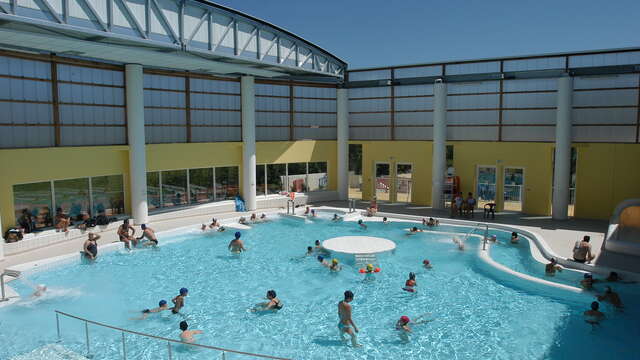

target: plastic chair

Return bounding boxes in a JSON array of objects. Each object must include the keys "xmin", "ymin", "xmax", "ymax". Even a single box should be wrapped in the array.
[{"xmin": 483, "ymin": 203, "xmax": 496, "ymax": 219}]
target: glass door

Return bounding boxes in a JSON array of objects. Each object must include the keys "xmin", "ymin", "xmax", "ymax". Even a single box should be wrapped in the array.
[
  {"xmin": 374, "ymin": 163, "xmax": 391, "ymax": 201},
  {"xmin": 349, "ymin": 144, "xmax": 363, "ymax": 199},
  {"xmin": 396, "ymin": 163, "xmax": 413, "ymax": 203},
  {"xmin": 503, "ymin": 167, "xmax": 524, "ymax": 212},
  {"xmin": 476, "ymin": 166, "xmax": 497, "ymax": 209}
]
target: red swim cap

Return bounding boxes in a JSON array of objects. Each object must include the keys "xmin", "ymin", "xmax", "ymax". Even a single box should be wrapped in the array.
[
  {"xmin": 400, "ymin": 316, "xmax": 410, "ymax": 323},
  {"xmin": 423, "ymin": 259, "xmax": 430, "ymax": 265}
]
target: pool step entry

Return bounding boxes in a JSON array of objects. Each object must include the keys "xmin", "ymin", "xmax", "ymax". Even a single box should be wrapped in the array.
[
  {"xmin": 10, "ymin": 344, "xmax": 89, "ymax": 360},
  {"xmin": 355, "ymin": 253, "xmax": 378, "ymax": 266}
]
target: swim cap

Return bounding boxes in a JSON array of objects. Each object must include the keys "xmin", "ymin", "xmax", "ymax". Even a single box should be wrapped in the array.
[
  {"xmin": 400, "ymin": 316, "xmax": 410, "ymax": 323},
  {"xmin": 159, "ymin": 300, "xmax": 167, "ymax": 306},
  {"xmin": 235, "ymin": 231, "xmax": 241, "ymax": 238},
  {"xmin": 317, "ymin": 256, "xmax": 324, "ymax": 262},
  {"xmin": 366, "ymin": 264, "xmax": 374, "ymax": 271},
  {"xmin": 584, "ymin": 273, "xmax": 592, "ymax": 279},
  {"xmin": 180, "ymin": 287, "xmax": 188, "ymax": 294},
  {"xmin": 423, "ymin": 259, "xmax": 430, "ymax": 265},
  {"xmin": 332, "ymin": 258, "xmax": 338, "ymax": 264}
]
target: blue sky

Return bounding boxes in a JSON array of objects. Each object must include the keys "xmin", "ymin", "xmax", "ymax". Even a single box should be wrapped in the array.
[{"xmin": 213, "ymin": 0, "xmax": 640, "ymax": 69}]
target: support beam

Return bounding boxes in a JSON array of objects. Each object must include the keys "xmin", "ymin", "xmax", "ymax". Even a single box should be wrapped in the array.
[
  {"xmin": 337, "ymin": 88, "xmax": 349, "ymax": 200},
  {"xmin": 125, "ymin": 64, "xmax": 149, "ymax": 225},
  {"xmin": 552, "ymin": 75, "xmax": 573, "ymax": 220},
  {"xmin": 241, "ymin": 76, "xmax": 257, "ymax": 211},
  {"xmin": 431, "ymin": 80, "xmax": 447, "ymax": 209}
]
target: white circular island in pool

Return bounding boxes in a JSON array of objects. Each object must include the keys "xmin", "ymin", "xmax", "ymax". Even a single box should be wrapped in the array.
[{"xmin": 322, "ymin": 236, "xmax": 396, "ymax": 255}]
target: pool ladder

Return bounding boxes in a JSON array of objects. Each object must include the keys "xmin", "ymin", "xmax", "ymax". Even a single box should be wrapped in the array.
[
  {"xmin": 355, "ymin": 253, "xmax": 378, "ymax": 266},
  {"xmin": 462, "ymin": 223, "xmax": 490, "ymax": 251},
  {"xmin": 286, "ymin": 199, "xmax": 295, "ymax": 215}
]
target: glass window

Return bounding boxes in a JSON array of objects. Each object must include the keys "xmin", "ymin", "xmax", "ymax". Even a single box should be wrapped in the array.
[
  {"xmin": 162, "ymin": 170, "xmax": 188, "ymax": 208},
  {"xmin": 287, "ymin": 162, "xmax": 307, "ymax": 192},
  {"xmin": 446, "ymin": 145, "xmax": 454, "ymax": 168},
  {"xmin": 256, "ymin": 164, "xmax": 266, "ymax": 196},
  {"xmin": 307, "ymin": 162, "xmax": 328, "ymax": 191},
  {"xmin": 147, "ymin": 172, "xmax": 161, "ymax": 210},
  {"xmin": 91, "ymin": 175, "xmax": 125, "ymax": 216},
  {"xmin": 13, "ymin": 182, "xmax": 53, "ymax": 231},
  {"xmin": 396, "ymin": 164, "xmax": 412, "ymax": 202},
  {"xmin": 215, "ymin": 166, "xmax": 239, "ymax": 200},
  {"xmin": 349, "ymin": 144, "xmax": 363, "ymax": 199},
  {"xmin": 267, "ymin": 163, "xmax": 286, "ymax": 194},
  {"xmin": 189, "ymin": 168, "xmax": 214, "ymax": 204},
  {"xmin": 54, "ymin": 178, "xmax": 90, "ymax": 221},
  {"xmin": 375, "ymin": 163, "xmax": 390, "ymax": 201}
]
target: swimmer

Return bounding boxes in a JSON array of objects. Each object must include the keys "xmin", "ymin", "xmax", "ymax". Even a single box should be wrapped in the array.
[
  {"xmin": 179, "ymin": 321, "xmax": 203, "ymax": 343},
  {"xmin": 228, "ymin": 232, "xmax": 246, "ymax": 253},
  {"xmin": 314, "ymin": 240, "xmax": 323, "ymax": 252},
  {"xmin": 382, "ymin": 217, "xmax": 389, "ymax": 224},
  {"xmin": 317, "ymin": 256, "xmax": 331, "ymax": 268},
  {"xmin": 250, "ymin": 213, "xmax": 257, "ymax": 222},
  {"xmin": 338, "ymin": 290, "xmax": 361, "ymax": 347},
  {"xmin": 424, "ymin": 217, "xmax": 439, "ymax": 228},
  {"xmin": 117, "ymin": 219, "xmax": 137, "ymax": 250},
  {"xmin": 423, "ymin": 259, "xmax": 432, "ymax": 269},
  {"xmin": 32, "ymin": 284, "xmax": 47, "ymax": 298},
  {"xmin": 200, "ymin": 224, "xmax": 207, "ymax": 232},
  {"xmin": 407, "ymin": 226, "xmax": 423, "ymax": 235},
  {"xmin": 332, "ymin": 214, "xmax": 341, "ymax": 222},
  {"xmin": 545, "ymin": 258, "xmax": 562, "ymax": 276},
  {"xmin": 130, "ymin": 300, "xmax": 169, "ymax": 320},
  {"xmin": 584, "ymin": 301, "xmax": 605, "ymax": 325},
  {"xmin": 171, "ymin": 288, "xmax": 189, "ymax": 314},
  {"xmin": 330, "ymin": 258, "xmax": 342, "ymax": 272},
  {"xmin": 453, "ymin": 236, "xmax": 465, "ymax": 251},
  {"xmin": 581, "ymin": 273, "xmax": 595, "ymax": 290},
  {"xmin": 364, "ymin": 263, "xmax": 375, "ymax": 273},
  {"xmin": 306, "ymin": 246, "xmax": 314, "ymax": 256},
  {"xmin": 357, "ymin": 219, "xmax": 367, "ymax": 230},
  {"xmin": 304, "ymin": 206, "xmax": 311, "ymax": 215},
  {"xmin": 311, "ymin": 209, "xmax": 317, "ymax": 217},
  {"xmin": 260, "ymin": 213, "xmax": 267, "ymax": 221},
  {"xmin": 209, "ymin": 218, "xmax": 220, "ymax": 229},
  {"xmin": 510, "ymin": 232, "xmax": 520, "ymax": 244},
  {"xmin": 395, "ymin": 315, "xmax": 432, "ymax": 343},
  {"xmin": 218, "ymin": 225, "xmax": 226, "ymax": 232},
  {"xmin": 489, "ymin": 234, "xmax": 498, "ymax": 243},
  {"xmin": 402, "ymin": 272, "xmax": 417, "ymax": 292},
  {"xmin": 136, "ymin": 224, "xmax": 158, "ymax": 247},
  {"xmin": 83, "ymin": 233, "xmax": 100, "ymax": 260},
  {"xmin": 597, "ymin": 286, "xmax": 623, "ymax": 309},
  {"xmin": 238, "ymin": 217, "xmax": 249, "ymax": 225},
  {"xmin": 251, "ymin": 290, "xmax": 283, "ymax": 312},
  {"xmin": 605, "ymin": 271, "xmax": 637, "ymax": 283}
]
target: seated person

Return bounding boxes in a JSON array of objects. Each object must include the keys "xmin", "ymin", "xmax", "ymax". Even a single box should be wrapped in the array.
[
  {"xmin": 137, "ymin": 224, "xmax": 158, "ymax": 247},
  {"xmin": 545, "ymin": 258, "xmax": 562, "ymax": 276},
  {"xmin": 17, "ymin": 209, "xmax": 35, "ymax": 234},
  {"xmin": 251, "ymin": 290, "xmax": 283, "ymax": 312},
  {"xmin": 76, "ymin": 213, "xmax": 96, "ymax": 231},
  {"xmin": 572, "ymin": 235, "xmax": 595, "ymax": 263},
  {"xmin": 465, "ymin": 193, "xmax": 476, "ymax": 217},
  {"xmin": 54, "ymin": 208, "xmax": 71, "ymax": 233},
  {"xmin": 238, "ymin": 217, "xmax": 249, "ymax": 225},
  {"xmin": 366, "ymin": 197, "xmax": 378, "ymax": 217},
  {"xmin": 117, "ymin": 219, "xmax": 137, "ymax": 250},
  {"xmin": 4, "ymin": 228, "xmax": 23, "ymax": 243},
  {"xmin": 209, "ymin": 218, "xmax": 221, "ymax": 229},
  {"xmin": 250, "ymin": 213, "xmax": 257, "ymax": 222},
  {"xmin": 310, "ymin": 209, "xmax": 317, "ymax": 217},
  {"xmin": 423, "ymin": 217, "xmax": 439, "ymax": 228}
]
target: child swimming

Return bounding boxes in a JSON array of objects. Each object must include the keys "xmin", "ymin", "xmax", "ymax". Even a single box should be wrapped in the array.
[
  {"xmin": 402, "ymin": 272, "xmax": 417, "ymax": 292},
  {"xmin": 130, "ymin": 300, "xmax": 169, "ymax": 320}
]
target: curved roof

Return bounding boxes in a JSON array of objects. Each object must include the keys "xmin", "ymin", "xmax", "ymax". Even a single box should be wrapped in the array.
[{"xmin": 0, "ymin": 0, "xmax": 346, "ymax": 79}]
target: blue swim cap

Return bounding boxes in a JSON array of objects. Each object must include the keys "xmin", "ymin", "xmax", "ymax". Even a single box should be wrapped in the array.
[
  {"xmin": 317, "ymin": 255, "xmax": 324, "ymax": 262},
  {"xmin": 159, "ymin": 300, "xmax": 167, "ymax": 306},
  {"xmin": 235, "ymin": 231, "xmax": 241, "ymax": 238},
  {"xmin": 180, "ymin": 287, "xmax": 188, "ymax": 294}
]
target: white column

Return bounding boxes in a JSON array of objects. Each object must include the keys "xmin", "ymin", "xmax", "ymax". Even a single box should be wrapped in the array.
[
  {"xmin": 125, "ymin": 64, "xmax": 148, "ymax": 225},
  {"xmin": 552, "ymin": 75, "xmax": 573, "ymax": 220},
  {"xmin": 241, "ymin": 76, "xmax": 257, "ymax": 211},
  {"xmin": 431, "ymin": 80, "xmax": 447, "ymax": 209},
  {"xmin": 337, "ymin": 88, "xmax": 349, "ymax": 200}
]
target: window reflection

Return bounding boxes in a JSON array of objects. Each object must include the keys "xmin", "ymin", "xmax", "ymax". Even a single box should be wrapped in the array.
[
  {"xmin": 189, "ymin": 168, "xmax": 214, "ymax": 204},
  {"xmin": 287, "ymin": 162, "xmax": 307, "ymax": 192},
  {"xmin": 267, "ymin": 164, "xmax": 286, "ymax": 194},
  {"xmin": 13, "ymin": 182, "xmax": 53, "ymax": 232},
  {"xmin": 92, "ymin": 175, "xmax": 125, "ymax": 216},
  {"xmin": 54, "ymin": 178, "xmax": 90, "ymax": 221},
  {"xmin": 307, "ymin": 162, "xmax": 327, "ymax": 191},
  {"xmin": 216, "ymin": 166, "xmax": 239, "ymax": 200},
  {"xmin": 162, "ymin": 170, "xmax": 188, "ymax": 208},
  {"xmin": 147, "ymin": 172, "xmax": 161, "ymax": 210},
  {"xmin": 256, "ymin": 164, "xmax": 266, "ymax": 196}
]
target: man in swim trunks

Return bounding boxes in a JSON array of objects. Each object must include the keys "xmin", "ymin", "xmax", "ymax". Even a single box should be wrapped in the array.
[
  {"xmin": 83, "ymin": 233, "xmax": 100, "ymax": 260},
  {"xmin": 545, "ymin": 258, "xmax": 562, "ymax": 276},
  {"xmin": 584, "ymin": 301, "xmax": 605, "ymax": 325},
  {"xmin": 572, "ymin": 235, "xmax": 595, "ymax": 263},
  {"xmin": 131, "ymin": 300, "xmax": 169, "ymax": 320},
  {"xmin": 117, "ymin": 219, "xmax": 137, "ymax": 250},
  {"xmin": 171, "ymin": 288, "xmax": 188, "ymax": 314},
  {"xmin": 338, "ymin": 290, "xmax": 361, "ymax": 347},
  {"xmin": 597, "ymin": 286, "xmax": 623, "ymax": 309},
  {"xmin": 228, "ymin": 232, "xmax": 246, "ymax": 253},
  {"xmin": 179, "ymin": 321, "xmax": 203, "ymax": 343},
  {"xmin": 136, "ymin": 224, "xmax": 158, "ymax": 247}
]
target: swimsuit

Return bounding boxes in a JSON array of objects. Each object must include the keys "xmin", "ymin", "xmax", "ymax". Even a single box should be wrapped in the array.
[
  {"xmin": 338, "ymin": 322, "xmax": 351, "ymax": 330},
  {"xmin": 142, "ymin": 309, "xmax": 151, "ymax": 314},
  {"xmin": 86, "ymin": 242, "xmax": 98, "ymax": 258}
]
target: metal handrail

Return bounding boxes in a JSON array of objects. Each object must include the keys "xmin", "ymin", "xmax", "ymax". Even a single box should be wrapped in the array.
[{"xmin": 54, "ymin": 310, "xmax": 291, "ymax": 360}]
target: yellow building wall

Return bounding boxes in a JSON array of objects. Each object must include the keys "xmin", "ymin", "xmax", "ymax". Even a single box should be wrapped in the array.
[{"xmin": 574, "ymin": 143, "xmax": 640, "ymax": 220}]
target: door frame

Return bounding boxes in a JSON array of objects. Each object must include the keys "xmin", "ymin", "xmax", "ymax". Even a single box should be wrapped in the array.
[
  {"xmin": 503, "ymin": 166, "xmax": 526, "ymax": 212},
  {"xmin": 475, "ymin": 165, "xmax": 497, "ymax": 209},
  {"xmin": 396, "ymin": 162, "xmax": 413, "ymax": 203}
]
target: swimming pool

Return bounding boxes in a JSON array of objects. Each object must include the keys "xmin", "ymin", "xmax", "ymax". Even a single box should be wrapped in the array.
[{"xmin": 1, "ymin": 215, "xmax": 638, "ymax": 359}]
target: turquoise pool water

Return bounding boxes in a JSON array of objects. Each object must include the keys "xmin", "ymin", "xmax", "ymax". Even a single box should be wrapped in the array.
[{"xmin": 1, "ymin": 216, "xmax": 638, "ymax": 359}]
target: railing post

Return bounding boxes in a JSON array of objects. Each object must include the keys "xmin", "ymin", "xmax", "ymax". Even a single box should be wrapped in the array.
[
  {"xmin": 122, "ymin": 332, "xmax": 127, "ymax": 360},
  {"xmin": 55, "ymin": 312, "xmax": 61, "ymax": 342},
  {"xmin": 85, "ymin": 321, "xmax": 91, "ymax": 358},
  {"xmin": 221, "ymin": 351, "xmax": 226, "ymax": 360},
  {"xmin": 167, "ymin": 341, "xmax": 173, "ymax": 360}
]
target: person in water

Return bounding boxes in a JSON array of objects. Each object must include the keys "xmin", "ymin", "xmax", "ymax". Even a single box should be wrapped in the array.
[
  {"xmin": 314, "ymin": 240, "xmax": 329, "ymax": 255},
  {"xmin": 382, "ymin": 217, "xmax": 390, "ymax": 224},
  {"xmin": 357, "ymin": 219, "xmax": 367, "ymax": 230},
  {"xmin": 306, "ymin": 246, "xmax": 314, "ymax": 256},
  {"xmin": 597, "ymin": 286, "xmax": 623, "ymax": 309},
  {"xmin": 83, "ymin": 233, "xmax": 100, "ymax": 260},
  {"xmin": 117, "ymin": 219, "xmax": 137, "ymax": 250},
  {"xmin": 423, "ymin": 259, "xmax": 432, "ymax": 269},
  {"xmin": 407, "ymin": 226, "xmax": 423, "ymax": 235},
  {"xmin": 251, "ymin": 290, "xmax": 283, "ymax": 312},
  {"xmin": 330, "ymin": 258, "xmax": 342, "ymax": 272},
  {"xmin": 453, "ymin": 236, "xmax": 465, "ymax": 251},
  {"xmin": 260, "ymin": 213, "xmax": 267, "ymax": 221},
  {"xmin": 171, "ymin": 288, "xmax": 188, "ymax": 314},
  {"xmin": 32, "ymin": 284, "xmax": 47, "ymax": 297},
  {"xmin": 572, "ymin": 235, "xmax": 595, "ymax": 263},
  {"xmin": 364, "ymin": 264, "xmax": 375, "ymax": 273},
  {"xmin": 238, "ymin": 217, "xmax": 249, "ymax": 225},
  {"xmin": 304, "ymin": 206, "xmax": 311, "ymax": 215},
  {"xmin": 581, "ymin": 273, "xmax": 595, "ymax": 290},
  {"xmin": 489, "ymin": 235, "xmax": 498, "ymax": 243},
  {"xmin": 338, "ymin": 290, "xmax": 361, "ymax": 347},
  {"xmin": 402, "ymin": 272, "xmax": 417, "ymax": 292},
  {"xmin": 584, "ymin": 301, "xmax": 605, "ymax": 325},
  {"xmin": 332, "ymin": 214, "xmax": 341, "ymax": 222},
  {"xmin": 395, "ymin": 315, "xmax": 431, "ymax": 343},
  {"xmin": 250, "ymin": 213, "xmax": 257, "ymax": 222},
  {"xmin": 228, "ymin": 232, "xmax": 246, "ymax": 253},
  {"xmin": 545, "ymin": 258, "xmax": 562, "ymax": 276},
  {"xmin": 179, "ymin": 321, "xmax": 203, "ymax": 343},
  {"xmin": 137, "ymin": 224, "xmax": 158, "ymax": 247},
  {"xmin": 317, "ymin": 256, "xmax": 331, "ymax": 268},
  {"xmin": 209, "ymin": 218, "xmax": 220, "ymax": 229},
  {"xmin": 131, "ymin": 300, "xmax": 169, "ymax": 320},
  {"xmin": 510, "ymin": 232, "xmax": 520, "ymax": 244},
  {"xmin": 605, "ymin": 271, "xmax": 636, "ymax": 283},
  {"xmin": 423, "ymin": 217, "xmax": 439, "ymax": 228}
]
